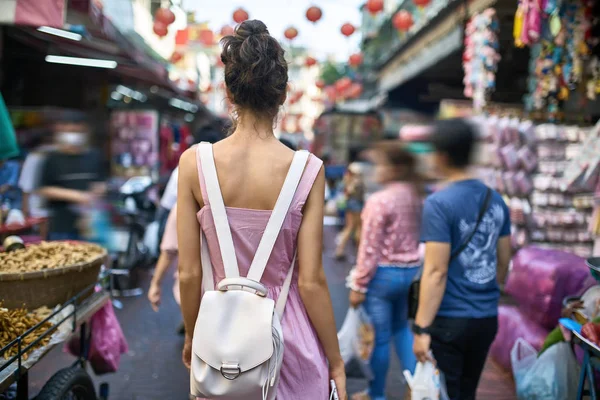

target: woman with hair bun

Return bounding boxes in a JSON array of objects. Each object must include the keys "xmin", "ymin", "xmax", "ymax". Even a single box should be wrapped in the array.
[{"xmin": 177, "ymin": 20, "xmax": 346, "ymax": 399}]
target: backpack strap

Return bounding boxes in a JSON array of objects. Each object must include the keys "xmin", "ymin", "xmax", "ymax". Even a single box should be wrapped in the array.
[
  {"xmin": 197, "ymin": 143, "xmax": 240, "ymax": 279},
  {"xmin": 246, "ymin": 150, "xmax": 310, "ymax": 282}
]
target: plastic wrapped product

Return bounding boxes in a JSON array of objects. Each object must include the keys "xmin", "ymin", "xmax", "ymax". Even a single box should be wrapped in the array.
[
  {"xmin": 489, "ymin": 305, "xmax": 549, "ymax": 371},
  {"xmin": 505, "ymin": 246, "xmax": 590, "ymax": 329}
]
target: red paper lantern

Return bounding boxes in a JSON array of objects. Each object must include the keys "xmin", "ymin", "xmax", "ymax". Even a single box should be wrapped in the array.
[
  {"xmin": 155, "ymin": 8, "xmax": 175, "ymax": 25},
  {"xmin": 335, "ymin": 77, "xmax": 352, "ymax": 92},
  {"xmin": 199, "ymin": 29, "xmax": 215, "ymax": 46},
  {"xmin": 348, "ymin": 83, "xmax": 363, "ymax": 99},
  {"xmin": 341, "ymin": 23, "xmax": 356, "ymax": 37},
  {"xmin": 306, "ymin": 6, "xmax": 323, "ymax": 23},
  {"xmin": 324, "ymin": 86, "xmax": 337, "ymax": 102},
  {"xmin": 393, "ymin": 10, "xmax": 413, "ymax": 32},
  {"xmin": 305, "ymin": 56, "xmax": 317, "ymax": 67},
  {"xmin": 233, "ymin": 8, "xmax": 249, "ymax": 24},
  {"xmin": 414, "ymin": 0, "xmax": 431, "ymax": 7},
  {"xmin": 366, "ymin": 0, "xmax": 385, "ymax": 14},
  {"xmin": 349, "ymin": 53, "xmax": 363, "ymax": 67},
  {"xmin": 284, "ymin": 27, "xmax": 299, "ymax": 40},
  {"xmin": 170, "ymin": 51, "xmax": 183, "ymax": 63},
  {"xmin": 153, "ymin": 22, "xmax": 168, "ymax": 37},
  {"xmin": 220, "ymin": 25, "xmax": 235, "ymax": 36},
  {"xmin": 315, "ymin": 79, "xmax": 326, "ymax": 89}
]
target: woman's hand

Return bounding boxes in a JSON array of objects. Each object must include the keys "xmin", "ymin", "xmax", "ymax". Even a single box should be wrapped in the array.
[
  {"xmin": 182, "ymin": 335, "xmax": 192, "ymax": 369},
  {"xmin": 330, "ymin": 362, "xmax": 347, "ymax": 400},
  {"xmin": 349, "ymin": 290, "xmax": 366, "ymax": 309},
  {"xmin": 148, "ymin": 282, "xmax": 161, "ymax": 312}
]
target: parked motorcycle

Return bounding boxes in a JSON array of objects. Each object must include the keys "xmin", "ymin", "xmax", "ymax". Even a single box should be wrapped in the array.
[{"xmin": 109, "ymin": 176, "xmax": 158, "ymax": 297}]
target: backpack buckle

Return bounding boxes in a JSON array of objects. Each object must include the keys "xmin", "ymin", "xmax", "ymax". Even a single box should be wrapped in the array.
[{"xmin": 220, "ymin": 363, "xmax": 241, "ymax": 380}]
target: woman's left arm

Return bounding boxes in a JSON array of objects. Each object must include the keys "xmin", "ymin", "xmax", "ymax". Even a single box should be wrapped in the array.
[{"xmin": 177, "ymin": 148, "xmax": 203, "ymax": 368}]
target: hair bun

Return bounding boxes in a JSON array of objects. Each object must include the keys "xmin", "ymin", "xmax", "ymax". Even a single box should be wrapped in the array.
[{"xmin": 236, "ymin": 20, "xmax": 269, "ymax": 39}]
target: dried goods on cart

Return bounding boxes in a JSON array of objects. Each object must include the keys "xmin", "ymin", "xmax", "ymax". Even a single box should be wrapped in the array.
[{"xmin": 0, "ymin": 240, "xmax": 126, "ymax": 400}]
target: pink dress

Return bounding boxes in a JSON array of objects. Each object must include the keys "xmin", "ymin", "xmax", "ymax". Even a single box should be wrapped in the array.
[{"xmin": 195, "ymin": 152, "xmax": 329, "ymax": 399}]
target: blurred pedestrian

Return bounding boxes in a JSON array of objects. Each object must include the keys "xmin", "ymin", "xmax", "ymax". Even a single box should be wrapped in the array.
[
  {"xmin": 335, "ymin": 162, "xmax": 365, "ymax": 259},
  {"xmin": 348, "ymin": 142, "xmax": 423, "ymax": 400},
  {"xmin": 19, "ymin": 134, "xmax": 55, "ymax": 220},
  {"xmin": 0, "ymin": 158, "xmax": 20, "ymax": 208},
  {"xmin": 177, "ymin": 20, "xmax": 346, "ymax": 399},
  {"xmin": 39, "ymin": 116, "xmax": 105, "ymax": 241},
  {"xmin": 413, "ymin": 119, "xmax": 511, "ymax": 400},
  {"xmin": 148, "ymin": 205, "xmax": 180, "ymax": 311}
]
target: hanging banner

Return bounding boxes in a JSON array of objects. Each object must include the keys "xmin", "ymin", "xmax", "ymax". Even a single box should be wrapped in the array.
[{"xmin": 0, "ymin": 0, "xmax": 65, "ymax": 28}]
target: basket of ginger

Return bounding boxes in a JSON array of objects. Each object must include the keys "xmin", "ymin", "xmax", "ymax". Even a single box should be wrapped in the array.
[{"xmin": 0, "ymin": 241, "xmax": 106, "ymax": 309}]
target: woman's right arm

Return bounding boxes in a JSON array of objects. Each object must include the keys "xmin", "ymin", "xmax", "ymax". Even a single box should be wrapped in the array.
[
  {"xmin": 176, "ymin": 149, "xmax": 203, "ymax": 367},
  {"xmin": 297, "ymin": 166, "xmax": 346, "ymax": 399}
]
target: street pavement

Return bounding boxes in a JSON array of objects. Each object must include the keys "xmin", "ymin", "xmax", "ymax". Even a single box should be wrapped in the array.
[{"xmin": 28, "ymin": 223, "xmax": 513, "ymax": 399}]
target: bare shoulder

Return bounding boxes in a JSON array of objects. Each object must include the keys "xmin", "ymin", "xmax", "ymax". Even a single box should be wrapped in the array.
[{"xmin": 178, "ymin": 146, "xmax": 198, "ymax": 179}]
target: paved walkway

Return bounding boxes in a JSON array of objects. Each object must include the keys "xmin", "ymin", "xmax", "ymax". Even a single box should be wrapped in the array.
[{"xmin": 28, "ymin": 225, "xmax": 515, "ymax": 399}]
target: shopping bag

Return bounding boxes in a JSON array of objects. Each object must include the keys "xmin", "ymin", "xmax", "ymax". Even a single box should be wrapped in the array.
[
  {"xmin": 337, "ymin": 307, "xmax": 374, "ymax": 379},
  {"xmin": 511, "ymin": 339, "xmax": 579, "ymax": 400},
  {"xmin": 403, "ymin": 360, "xmax": 450, "ymax": 400},
  {"xmin": 66, "ymin": 300, "xmax": 129, "ymax": 375}
]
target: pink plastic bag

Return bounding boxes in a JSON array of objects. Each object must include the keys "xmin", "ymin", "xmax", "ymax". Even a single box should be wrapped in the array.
[
  {"xmin": 489, "ymin": 305, "xmax": 549, "ymax": 371},
  {"xmin": 505, "ymin": 246, "xmax": 590, "ymax": 329},
  {"xmin": 66, "ymin": 300, "xmax": 129, "ymax": 375}
]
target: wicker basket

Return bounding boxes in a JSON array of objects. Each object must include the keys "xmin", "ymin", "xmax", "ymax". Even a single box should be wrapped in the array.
[{"xmin": 0, "ymin": 246, "xmax": 107, "ymax": 309}]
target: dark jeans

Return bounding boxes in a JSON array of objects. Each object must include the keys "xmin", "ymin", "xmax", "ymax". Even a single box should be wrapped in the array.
[
  {"xmin": 430, "ymin": 316, "xmax": 498, "ymax": 400},
  {"xmin": 48, "ymin": 232, "xmax": 80, "ymax": 241}
]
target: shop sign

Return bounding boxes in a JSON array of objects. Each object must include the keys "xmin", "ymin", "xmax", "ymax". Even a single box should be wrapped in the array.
[{"xmin": 0, "ymin": 0, "xmax": 65, "ymax": 28}]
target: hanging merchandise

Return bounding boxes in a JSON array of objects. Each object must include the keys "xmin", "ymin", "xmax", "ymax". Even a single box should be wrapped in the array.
[
  {"xmin": 463, "ymin": 9, "xmax": 501, "ymax": 112},
  {"xmin": 514, "ymin": 0, "xmax": 599, "ymax": 116}
]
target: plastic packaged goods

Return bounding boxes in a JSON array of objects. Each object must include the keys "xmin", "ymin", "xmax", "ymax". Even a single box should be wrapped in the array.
[
  {"xmin": 337, "ymin": 307, "xmax": 375, "ymax": 379},
  {"xmin": 489, "ymin": 305, "xmax": 549, "ymax": 371},
  {"xmin": 511, "ymin": 340, "xmax": 579, "ymax": 400},
  {"xmin": 505, "ymin": 246, "xmax": 590, "ymax": 329}
]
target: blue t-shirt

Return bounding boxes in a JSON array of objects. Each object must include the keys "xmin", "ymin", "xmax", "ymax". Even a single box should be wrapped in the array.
[{"xmin": 420, "ymin": 180, "xmax": 511, "ymax": 318}]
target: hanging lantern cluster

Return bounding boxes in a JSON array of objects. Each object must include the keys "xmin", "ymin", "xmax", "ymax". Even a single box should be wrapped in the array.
[
  {"xmin": 153, "ymin": 7, "xmax": 175, "ymax": 38},
  {"xmin": 306, "ymin": 6, "xmax": 323, "ymax": 23},
  {"xmin": 233, "ymin": 8, "xmax": 249, "ymax": 24}
]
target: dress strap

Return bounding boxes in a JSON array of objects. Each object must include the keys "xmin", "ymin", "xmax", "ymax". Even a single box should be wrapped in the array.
[
  {"xmin": 195, "ymin": 144, "xmax": 210, "ymax": 207},
  {"xmin": 292, "ymin": 154, "xmax": 324, "ymax": 212}
]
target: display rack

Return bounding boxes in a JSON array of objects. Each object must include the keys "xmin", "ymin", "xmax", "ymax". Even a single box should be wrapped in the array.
[{"xmin": 0, "ymin": 282, "xmax": 110, "ymax": 399}]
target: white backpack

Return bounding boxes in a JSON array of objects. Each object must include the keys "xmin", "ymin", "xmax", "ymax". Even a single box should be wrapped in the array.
[{"xmin": 190, "ymin": 143, "xmax": 309, "ymax": 399}]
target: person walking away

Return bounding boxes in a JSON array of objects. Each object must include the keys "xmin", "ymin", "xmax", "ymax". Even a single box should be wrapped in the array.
[
  {"xmin": 39, "ymin": 116, "xmax": 105, "ymax": 241},
  {"xmin": 413, "ymin": 119, "xmax": 512, "ymax": 400},
  {"xmin": 148, "ymin": 204, "xmax": 180, "ymax": 311},
  {"xmin": 335, "ymin": 162, "xmax": 365, "ymax": 259},
  {"xmin": 177, "ymin": 20, "xmax": 346, "ymax": 399},
  {"xmin": 348, "ymin": 142, "xmax": 422, "ymax": 400}
]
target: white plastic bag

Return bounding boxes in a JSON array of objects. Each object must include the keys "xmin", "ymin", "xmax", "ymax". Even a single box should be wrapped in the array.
[
  {"xmin": 337, "ymin": 307, "xmax": 374, "ymax": 379},
  {"xmin": 511, "ymin": 339, "xmax": 580, "ymax": 400},
  {"xmin": 404, "ymin": 361, "xmax": 449, "ymax": 400},
  {"xmin": 143, "ymin": 220, "xmax": 159, "ymax": 258}
]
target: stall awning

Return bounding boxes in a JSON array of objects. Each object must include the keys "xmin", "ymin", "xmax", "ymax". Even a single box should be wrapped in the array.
[
  {"xmin": 378, "ymin": 0, "xmax": 497, "ymax": 93},
  {"xmin": 0, "ymin": 0, "xmax": 65, "ymax": 28}
]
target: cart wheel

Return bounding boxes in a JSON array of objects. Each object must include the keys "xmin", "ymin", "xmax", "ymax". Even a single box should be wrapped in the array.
[{"xmin": 36, "ymin": 367, "xmax": 97, "ymax": 400}]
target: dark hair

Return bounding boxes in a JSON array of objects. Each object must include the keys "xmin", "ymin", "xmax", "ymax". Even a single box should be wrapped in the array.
[
  {"xmin": 221, "ymin": 20, "xmax": 288, "ymax": 121},
  {"xmin": 430, "ymin": 118, "xmax": 476, "ymax": 168},
  {"xmin": 371, "ymin": 141, "xmax": 417, "ymax": 179}
]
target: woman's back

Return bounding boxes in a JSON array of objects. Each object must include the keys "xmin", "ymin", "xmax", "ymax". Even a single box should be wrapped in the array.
[{"xmin": 211, "ymin": 137, "xmax": 297, "ymax": 211}]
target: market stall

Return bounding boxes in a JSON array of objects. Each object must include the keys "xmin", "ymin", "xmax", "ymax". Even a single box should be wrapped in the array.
[{"xmin": 0, "ymin": 241, "xmax": 127, "ymax": 400}]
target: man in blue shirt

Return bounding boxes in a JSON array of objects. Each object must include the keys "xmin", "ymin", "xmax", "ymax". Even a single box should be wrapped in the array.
[{"xmin": 413, "ymin": 119, "xmax": 512, "ymax": 400}]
